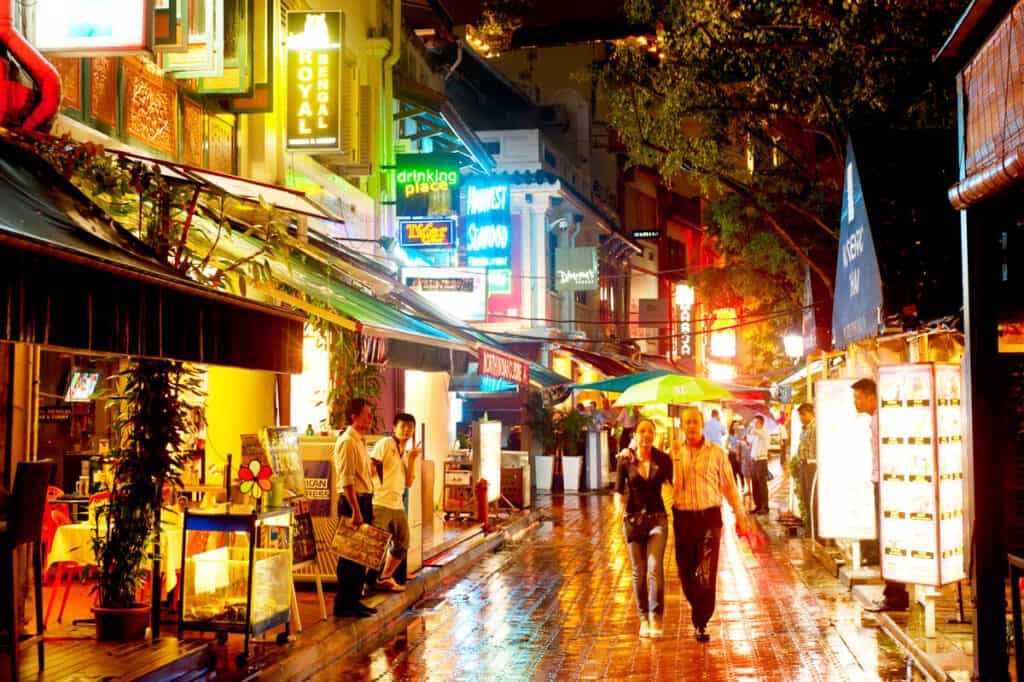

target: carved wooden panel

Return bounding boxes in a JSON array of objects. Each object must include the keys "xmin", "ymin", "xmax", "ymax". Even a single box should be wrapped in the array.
[
  {"xmin": 182, "ymin": 99, "xmax": 204, "ymax": 167},
  {"xmin": 123, "ymin": 58, "xmax": 178, "ymax": 156},
  {"xmin": 207, "ymin": 114, "xmax": 235, "ymax": 174},
  {"xmin": 88, "ymin": 57, "xmax": 118, "ymax": 129},
  {"xmin": 51, "ymin": 58, "xmax": 82, "ymax": 112}
]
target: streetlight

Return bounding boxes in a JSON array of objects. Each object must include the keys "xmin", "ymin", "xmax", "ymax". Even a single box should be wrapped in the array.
[{"xmin": 783, "ymin": 334, "xmax": 804, "ymax": 359}]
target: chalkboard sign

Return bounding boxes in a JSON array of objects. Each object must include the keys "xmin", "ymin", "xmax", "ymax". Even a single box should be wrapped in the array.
[
  {"xmin": 265, "ymin": 427, "xmax": 305, "ymax": 498},
  {"xmin": 291, "ymin": 501, "xmax": 317, "ymax": 566}
]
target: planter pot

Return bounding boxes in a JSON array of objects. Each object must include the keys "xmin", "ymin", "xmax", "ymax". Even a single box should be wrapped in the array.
[
  {"xmin": 562, "ymin": 456, "xmax": 582, "ymax": 492},
  {"xmin": 92, "ymin": 604, "xmax": 149, "ymax": 641},
  {"xmin": 534, "ymin": 455, "xmax": 555, "ymax": 491}
]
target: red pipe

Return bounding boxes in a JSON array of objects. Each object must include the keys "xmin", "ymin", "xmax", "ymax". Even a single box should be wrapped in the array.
[{"xmin": 0, "ymin": 0, "xmax": 60, "ymax": 131}]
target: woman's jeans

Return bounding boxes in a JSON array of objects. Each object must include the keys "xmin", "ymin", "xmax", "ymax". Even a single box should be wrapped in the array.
[{"xmin": 624, "ymin": 513, "xmax": 668, "ymax": 618}]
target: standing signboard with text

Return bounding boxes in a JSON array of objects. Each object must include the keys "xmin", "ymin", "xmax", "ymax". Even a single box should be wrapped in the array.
[{"xmin": 815, "ymin": 378, "xmax": 877, "ymax": 540}]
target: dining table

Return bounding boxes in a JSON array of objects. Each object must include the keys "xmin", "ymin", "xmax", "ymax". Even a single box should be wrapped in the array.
[{"xmin": 47, "ymin": 519, "xmax": 183, "ymax": 595}]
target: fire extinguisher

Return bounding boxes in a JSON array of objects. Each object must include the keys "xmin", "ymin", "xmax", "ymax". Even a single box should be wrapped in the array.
[{"xmin": 475, "ymin": 478, "xmax": 490, "ymax": 533}]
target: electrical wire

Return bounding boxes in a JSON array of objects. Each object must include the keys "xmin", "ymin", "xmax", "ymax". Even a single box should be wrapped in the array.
[{"xmin": 482, "ymin": 301, "xmax": 823, "ymax": 327}]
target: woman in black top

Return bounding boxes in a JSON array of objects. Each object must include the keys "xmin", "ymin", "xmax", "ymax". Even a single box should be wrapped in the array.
[{"xmin": 615, "ymin": 419, "xmax": 673, "ymax": 639}]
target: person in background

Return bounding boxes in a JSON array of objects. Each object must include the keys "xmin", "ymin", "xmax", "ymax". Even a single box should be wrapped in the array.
[
  {"xmin": 332, "ymin": 397, "xmax": 378, "ymax": 619},
  {"xmin": 370, "ymin": 412, "xmax": 420, "ymax": 593},
  {"xmin": 726, "ymin": 420, "xmax": 746, "ymax": 494},
  {"xmin": 853, "ymin": 378, "xmax": 910, "ymax": 612},
  {"xmin": 703, "ymin": 409, "xmax": 727, "ymax": 447},
  {"xmin": 617, "ymin": 405, "xmax": 639, "ymax": 455},
  {"xmin": 748, "ymin": 415, "xmax": 770, "ymax": 515},
  {"xmin": 672, "ymin": 406, "xmax": 748, "ymax": 642},
  {"xmin": 794, "ymin": 403, "xmax": 817, "ymax": 535},
  {"xmin": 614, "ymin": 419, "xmax": 673, "ymax": 639}
]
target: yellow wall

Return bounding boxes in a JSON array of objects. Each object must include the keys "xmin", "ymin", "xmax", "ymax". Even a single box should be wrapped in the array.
[{"xmin": 205, "ymin": 366, "xmax": 277, "ymax": 475}]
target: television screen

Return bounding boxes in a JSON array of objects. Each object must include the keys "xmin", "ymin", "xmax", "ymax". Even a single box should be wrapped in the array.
[{"xmin": 65, "ymin": 368, "xmax": 100, "ymax": 402}]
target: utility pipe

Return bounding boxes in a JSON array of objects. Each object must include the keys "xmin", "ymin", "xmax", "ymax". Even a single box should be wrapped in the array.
[
  {"xmin": 0, "ymin": 0, "xmax": 60, "ymax": 130},
  {"xmin": 378, "ymin": 0, "xmax": 402, "ymax": 245}
]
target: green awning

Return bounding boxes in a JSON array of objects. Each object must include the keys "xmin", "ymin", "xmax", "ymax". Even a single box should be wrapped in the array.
[
  {"xmin": 186, "ymin": 217, "xmax": 466, "ymax": 351},
  {"xmin": 571, "ymin": 370, "xmax": 673, "ymax": 393}
]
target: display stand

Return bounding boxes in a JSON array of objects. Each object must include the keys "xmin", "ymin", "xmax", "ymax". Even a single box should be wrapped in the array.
[
  {"xmin": 443, "ymin": 458, "xmax": 474, "ymax": 520},
  {"xmin": 288, "ymin": 497, "xmax": 326, "ymax": 629},
  {"xmin": 178, "ymin": 504, "xmax": 293, "ymax": 668}
]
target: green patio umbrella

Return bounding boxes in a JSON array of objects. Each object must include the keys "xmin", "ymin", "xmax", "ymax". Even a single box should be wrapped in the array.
[{"xmin": 612, "ymin": 374, "xmax": 733, "ymax": 406}]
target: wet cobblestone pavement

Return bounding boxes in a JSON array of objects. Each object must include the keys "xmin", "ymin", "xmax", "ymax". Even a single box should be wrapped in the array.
[{"xmin": 313, "ymin": 491, "xmax": 915, "ymax": 681}]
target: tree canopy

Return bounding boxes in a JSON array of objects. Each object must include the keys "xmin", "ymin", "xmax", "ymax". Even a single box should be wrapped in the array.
[{"xmin": 600, "ymin": 0, "xmax": 966, "ymax": 371}]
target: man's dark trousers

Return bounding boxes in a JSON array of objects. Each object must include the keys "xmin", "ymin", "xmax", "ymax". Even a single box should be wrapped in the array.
[
  {"xmin": 672, "ymin": 507, "xmax": 724, "ymax": 628},
  {"xmin": 752, "ymin": 459, "xmax": 769, "ymax": 511},
  {"xmin": 335, "ymin": 493, "xmax": 374, "ymax": 612}
]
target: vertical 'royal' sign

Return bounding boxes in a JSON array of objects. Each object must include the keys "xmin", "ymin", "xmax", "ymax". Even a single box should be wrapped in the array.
[{"xmin": 285, "ymin": 11, "xmax": 342, "ymax": 152}]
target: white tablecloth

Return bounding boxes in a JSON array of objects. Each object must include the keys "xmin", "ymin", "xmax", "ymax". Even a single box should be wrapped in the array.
[{"xmin": 47, "ymin": 522, "xmax": 183, "ymax": 594}]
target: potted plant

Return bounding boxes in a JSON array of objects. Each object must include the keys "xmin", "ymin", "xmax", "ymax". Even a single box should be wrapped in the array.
[
  {"xmin": 555, "ymin": 408, "xmax": 593, "ymax": 492},
  {"xmin": 91, "ymin": 359, "xmax": 201, "ymax": 641},
  {"xmin": 523, "ymin": 392, "xmax": 556, "ymax": 491}
]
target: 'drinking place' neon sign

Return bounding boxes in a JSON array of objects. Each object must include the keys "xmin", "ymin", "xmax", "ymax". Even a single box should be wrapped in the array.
[{"xmin": 463, "ymin": 184, "xmax": 511, "ymax": 268}]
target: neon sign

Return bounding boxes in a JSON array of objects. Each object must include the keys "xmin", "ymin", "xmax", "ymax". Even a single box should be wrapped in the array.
[
  {"xmin": 399, "ymin": 219, "xmax": 455, "ymax": 249},
  {"xmin": 285, "ymin": 11, "xmax": 341, "ymax": 151},
  {"xmin": 463, "ymin": 184, "xmax": 511, "ymax": 268},
  {"xmin": 396, "ymin": 154, "xmax": 461, "ymax": 217}
]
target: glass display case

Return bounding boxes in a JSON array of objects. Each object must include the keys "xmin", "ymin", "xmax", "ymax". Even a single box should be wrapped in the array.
[
  {"xmin": 177, "ymin": 503, "xmax": 293, "ymax": 666},
  {"xmin": 878, "ymin": 362, "xmax": 966, "ymax": 587}
]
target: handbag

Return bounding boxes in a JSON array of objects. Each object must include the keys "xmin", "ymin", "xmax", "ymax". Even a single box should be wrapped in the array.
[{"xmin": 623, "ymin": 512, "xmax": 664, "ymax": 542}]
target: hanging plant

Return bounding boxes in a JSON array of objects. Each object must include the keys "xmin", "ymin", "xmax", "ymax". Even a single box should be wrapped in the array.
[{"xmin": 311, "ymin": 320, "xmax": 383, "ymax": 430}]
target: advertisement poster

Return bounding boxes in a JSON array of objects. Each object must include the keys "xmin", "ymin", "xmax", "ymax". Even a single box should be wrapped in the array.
[
  {"xmin": 878, "ymin": 363, "xmax": 966, "ymax": 586},
  {"xmin": 302, "ymin": 459, "xmax": 332, "ymax": 517},
  {"xmin": 814, "ymin": 379, "xmax": 876, "ymax": 539},
  {"xmin": 264, "ymin": 426, "xmax": 305, "ymax": 498}
]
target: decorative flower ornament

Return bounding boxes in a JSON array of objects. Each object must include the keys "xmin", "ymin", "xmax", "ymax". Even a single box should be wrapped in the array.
[{"xmin": 238, "ymin": 459, "xmax": 273, "ymax": 499}]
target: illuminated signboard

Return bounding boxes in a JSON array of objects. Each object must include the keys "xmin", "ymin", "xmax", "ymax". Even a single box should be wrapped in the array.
[
  {"xmin": 399, "ymin": 219, "xmax": 455, "ymax": 249},
  {"xmin": 402, "ymin": 267, "xmax": 486, "ymax": 321},
  {"xmin": 487, "ymin": 269, "xmax": 512, "ymax": 295},
  {"xmin": 35, "ymin": 0, "xmax": 149, "ymax": 54},
  {"xmin": 709, "ymin": 307, "xmax": 737, "ymax": 358},
  {"xmin": 285, "ymin": 10, "xmax": 341, "ymax": 151},
  {"xmin": 396, "ymin": 153, "xmax": 461, "ymax": 217},
  {"xmin": 554, "ymin": 247, "xmax": 598, "ymax": 292},
  {"xmin": 463, "ymin": 183, "xmax": 511, "ymax": 268},
  {"xmin": 631, "ymin": 230, "xmax": 661, "ymax": 240}
]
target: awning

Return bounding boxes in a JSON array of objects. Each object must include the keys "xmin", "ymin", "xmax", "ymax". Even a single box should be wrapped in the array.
[
  {"xmin": 0, "ymin": 139, "xmax": 303, "ymax": 372},
  {"xmin": 720, "ymin": 383, "xmax": 773, "ymax": 403},
  {"xmin": 641, "ymin": 353, "xmax": 696, "ymax": 375},
  {"xmin": 395, "ymin": 77, "xmax": 496, "ymax": 174},
  {"xmin": 554, "ymin": 345, "xmax": 638, "ymax": 378}
]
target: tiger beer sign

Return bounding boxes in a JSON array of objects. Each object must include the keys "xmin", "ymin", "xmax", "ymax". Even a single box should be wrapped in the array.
[{"xmin": 478, "ymin": 347, "xmax": 529, "ymax": 386}]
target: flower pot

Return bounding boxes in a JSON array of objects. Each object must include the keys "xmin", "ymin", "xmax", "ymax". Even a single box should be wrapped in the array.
[
  {"xmin": 534, "ymin": 455, "xmax": 554, "ymax": 491},
  {"xmin": 562, "ymin": 456, "xmax": 582, "ymax": 492},
  {"xmin": 92, "ymin": 604, "xmax": 150, "ymax": 641}
]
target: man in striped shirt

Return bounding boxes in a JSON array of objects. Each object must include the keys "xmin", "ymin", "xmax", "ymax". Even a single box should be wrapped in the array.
[{"xmin": 672, "ymin": 406, "xmax": 748, "ymax": 642}]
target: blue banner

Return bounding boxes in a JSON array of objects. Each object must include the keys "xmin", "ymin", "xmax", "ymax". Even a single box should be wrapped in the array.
[{"xmin": 832, "ymin": 138, "xmax": 883, "ymax": 349}]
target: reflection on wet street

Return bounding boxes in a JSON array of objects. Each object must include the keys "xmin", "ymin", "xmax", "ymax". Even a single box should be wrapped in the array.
[{"xmin": 314, "ymin": 493, "xmax": 916, "ymax": 680}]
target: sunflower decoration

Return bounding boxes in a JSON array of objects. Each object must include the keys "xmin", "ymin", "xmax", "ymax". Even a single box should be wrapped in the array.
[{"xmin": 238, "ymin": 459, "xmax": 273, "ymax": 500}]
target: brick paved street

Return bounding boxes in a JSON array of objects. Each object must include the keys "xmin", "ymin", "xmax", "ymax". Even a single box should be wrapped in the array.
[{"xmin": 312, "ymin": 490, "xmax": 914, "ymax": 681}]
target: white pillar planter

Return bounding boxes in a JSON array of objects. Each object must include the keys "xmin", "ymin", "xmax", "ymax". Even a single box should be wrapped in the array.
[
  {"xmin": 562, "ymin": 456, "xmax": 582, "ymax": 492},
  {"xmin": 534, "ymin": 455, "xmax": 554, "ymax": 491}
]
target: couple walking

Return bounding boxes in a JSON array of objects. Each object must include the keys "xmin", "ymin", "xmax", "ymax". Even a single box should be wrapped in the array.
[{"xmin": 614, "ymin": 407, "xmax": 748, "ymax": 641}]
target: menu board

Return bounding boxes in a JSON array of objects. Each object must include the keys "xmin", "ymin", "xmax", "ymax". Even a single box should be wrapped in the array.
[
  {"xmin": 878, "ymin": 363, "xmax": 966, "ymax": 586},
  {"xmin": 814, "ymin": 379, "xmax": 876, "ymax": 539},
  {"xmin": 265, "ymin": 427, "xmax": 305, "ymax": 498}
]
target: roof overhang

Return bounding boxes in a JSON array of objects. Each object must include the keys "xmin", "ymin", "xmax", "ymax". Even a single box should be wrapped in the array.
[{"xmin": 395, "ymin": 77, "xmax": 496, "ymax": 174}]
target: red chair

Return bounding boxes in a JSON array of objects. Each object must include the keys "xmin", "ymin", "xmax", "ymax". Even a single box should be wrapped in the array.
[{"xmin": 44, "ymin": 492, "xmax": 109, "ymax": 626}]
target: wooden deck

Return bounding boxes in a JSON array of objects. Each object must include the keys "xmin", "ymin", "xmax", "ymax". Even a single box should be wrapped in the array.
[{"xmin": 16, "ymin": 635, "xmax": 213, "ymax": 681}]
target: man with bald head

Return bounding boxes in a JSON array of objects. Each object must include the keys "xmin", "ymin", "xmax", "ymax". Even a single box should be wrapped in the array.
[{"xmin": 671, "ymin": 406, "xmax": 748, "ymax": 642}]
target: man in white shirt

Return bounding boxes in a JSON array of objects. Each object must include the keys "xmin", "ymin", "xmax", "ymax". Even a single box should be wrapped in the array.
[
  {"xmin": 332, "ymin": 397, "xmax": 377, "ymax": 619},
  {"xmin": 748, "ymin": 416, "xmax": 770, "ymax": 514},
  {"xmin": 370, "ymin": 412, "xmax": 420, "ymax": 592}
]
